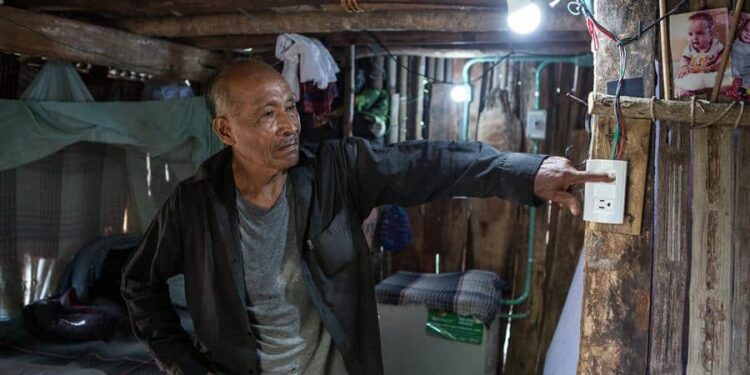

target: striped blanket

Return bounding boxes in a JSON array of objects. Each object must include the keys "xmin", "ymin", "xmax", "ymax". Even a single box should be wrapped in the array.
[{"xmin": 375, "ymin": 270, "xmax": 505, "ymax": 325}]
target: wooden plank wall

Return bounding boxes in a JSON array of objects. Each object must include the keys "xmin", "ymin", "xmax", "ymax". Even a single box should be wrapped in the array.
[
  {"xmin": 391, "ymin": 55, "xmax": 594, "ymax": 374},
  {"xmin": 647, "ymin": 0, "xmax": 750, "ymax": 374},
  {"xmin": 506, "ymin": 63, "xmax": 593, "ymax": 374},
  {"xmin": 578, "ymin": 0, "xmax": 656, "ymax": 373}
]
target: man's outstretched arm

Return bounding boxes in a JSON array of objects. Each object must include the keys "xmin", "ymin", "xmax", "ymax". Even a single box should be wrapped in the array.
[
  {"xmin": 340, "ymin": 138, "xmax": 612, "ymax": 218},
  {"xmin": 121, "ymin": 191, "xmax": 210, "ymax": 375}
]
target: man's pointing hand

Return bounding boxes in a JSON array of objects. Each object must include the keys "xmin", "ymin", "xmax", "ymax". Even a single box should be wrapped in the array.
[{"xmin": 533, "ymin": 156, "xmax": 615, "ymax": 216}]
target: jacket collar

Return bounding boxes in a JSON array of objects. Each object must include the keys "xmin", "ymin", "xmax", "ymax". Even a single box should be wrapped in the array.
[{"xmin": 188, "ymin": 144, "xmax": 318, "ymax": 195}]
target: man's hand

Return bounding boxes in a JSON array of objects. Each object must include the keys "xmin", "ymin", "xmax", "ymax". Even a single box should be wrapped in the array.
[{"xmin": 533, "ymin": 156, "xmax": 615, "ymax": 216}]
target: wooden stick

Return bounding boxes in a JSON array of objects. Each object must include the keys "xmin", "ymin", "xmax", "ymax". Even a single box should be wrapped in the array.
[
  {"xmin": 710, "ymin": 0, "xmax": 744, "ymax": 101},
  {"xmin": 659, "ymin": 0, "xmax": 673, "ymax": 100},
  {"xmin": 589, "ymin": 92, "xmax": 750, "ymax": 127},
  {"xmin": 343, "ymin": 45, "xmax": 355, "ymax": 138}
]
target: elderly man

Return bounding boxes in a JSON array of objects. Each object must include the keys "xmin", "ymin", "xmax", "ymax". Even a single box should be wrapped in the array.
[{"xmin": 122, "ymin": 61, "xmax": 610, "ymax": 375}]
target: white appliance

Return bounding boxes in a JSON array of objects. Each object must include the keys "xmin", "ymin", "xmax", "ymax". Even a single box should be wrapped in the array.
[{"xmin": 378, "ymin": 303, "xmax": 500, "ymax": 375}]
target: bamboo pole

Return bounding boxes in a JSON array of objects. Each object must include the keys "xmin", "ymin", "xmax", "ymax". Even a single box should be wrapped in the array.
[
  {"xmin": 387, "ymin": 57, "xmax": 399, "ymax": 145},
  {"xmin": 343, "ymin": 45, "xmax": 355, "ymax": 137},
  {"xmin": 589, "ymin": 92, "xmax": 750, "ymax": 127},
  {"xmin": 659, "ymin": 0, "xmax": 673, "ymax": 100},
  {"xmin": 398, "ymin": 55, "xmax": 409, "ymax": 142},
  {"xmin": 371, "ymin": 55, "xmax": 385, "ymax": 89},
  {"xmin": 413, "ymin": 56, "xmax": 426, "ymax": 140},
  {"xmin": 710, "ymin": 0, "xmax": 744, "ymax": 101},
  {"xmin": 435, "ymin": 58, "xmax": 446, "ymax": 82}
]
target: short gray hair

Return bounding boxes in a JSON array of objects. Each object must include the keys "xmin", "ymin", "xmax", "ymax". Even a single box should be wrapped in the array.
[{"xmin": 205, "ymin": 72, "xmax": 228, "ymax": 119}]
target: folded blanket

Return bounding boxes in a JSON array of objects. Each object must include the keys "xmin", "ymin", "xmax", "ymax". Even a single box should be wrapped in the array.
[{"xmin": 375, "ymin": 270, "xmax": 504, "ymax": 326}]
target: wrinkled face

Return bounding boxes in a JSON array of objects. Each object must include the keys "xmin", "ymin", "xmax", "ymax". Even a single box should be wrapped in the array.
[
  {"xmin": 214, "ymin": 73, "xmax": 300, "ymax": 172},
  {"xmin": 689, "ymin": 19, "xmax": 713, "ymax": 52},
  {"xmin": 741, "ymin": 22, "xmax": 750, "ymax": 43}
]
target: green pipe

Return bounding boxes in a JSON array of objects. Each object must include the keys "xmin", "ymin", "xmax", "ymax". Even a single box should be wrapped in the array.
[
  {"xmin": 498, "ymin": 309, "xmax": 530, "ymax": 320},
  {"xmin": 459, "ymin": 54, "xmax": 592, "ymax": 319},
  {"xmin": 498, "ymin": 140, "xmax": 538, "ymax": 307},
  {"xmin": 460, "ymin": 53, "xmax": 592, "ymax": 141}
]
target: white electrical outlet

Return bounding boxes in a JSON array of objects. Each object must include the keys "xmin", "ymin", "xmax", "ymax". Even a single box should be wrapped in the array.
[{"xmin": 583, "ymin": 159, "xmax": 627, "ymax": 224}]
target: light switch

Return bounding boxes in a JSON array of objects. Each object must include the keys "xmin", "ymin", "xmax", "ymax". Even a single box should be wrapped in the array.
[{"xmin": 583, "ymin": 159, "xmax": 627, "ymax": 224}]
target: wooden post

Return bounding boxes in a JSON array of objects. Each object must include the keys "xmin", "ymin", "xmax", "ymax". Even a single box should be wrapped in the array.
[
  {"xmin": 387, "ymin": 57, "xmax": 399, "ymax": 145},
  {"xmin": 578, "ymin": 0, "xmax": 655, "ymax": 373},
  {"xmin": 648, "ymin": 119, "xmax": 691, "ymax": 374},
  {"xmin": 371, "ymin": 55, "xmax": 385, "ymax": 89},
  {"xmin": 398, "ymin": 55, "xmax": 409, "ymax": 142},
  {"xmin": 343, "ymin": 45, "xmax": 355, "ymax": 138},
  {"xmin": 659, "ymin": 0, "xmax": 673, "ymax": 100},
  {"xmin": 435, "ymin": 58, "xmax": 446, "ymax": 82},
  {"xmin": 426, "ymin": 57, "xmax": 436, "ymax": 80},
  {"xmin": 710, "ymin": 0, "xmax": 744, "ymax": 101},
  {"xmin": 412, "ymin": 56, "xmax": 426, "ymax": 140},
  {"xmin": 688, "ymin": 121, "xmax": 734, "ymax": 375},
  {"xmin": 731, "ymin": 128, "xmax": 750, "ymax": 373}
]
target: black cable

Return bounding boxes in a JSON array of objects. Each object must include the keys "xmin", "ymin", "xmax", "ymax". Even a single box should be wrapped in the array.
[
  {"xmin": 364, "ymin": 30, "xmax": 520, "ymax": 85},
  {"xmin": 576, "ymin": 0, "xmax": 688, "ymax": 46}
]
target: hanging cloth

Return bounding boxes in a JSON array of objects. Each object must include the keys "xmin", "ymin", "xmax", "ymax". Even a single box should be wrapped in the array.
[
  {"xmin": 21, "ymin": 60, "xmax": 94, "ymax": 102},
  {"xmin": 275, "ymin": 34, "xmax": 340, "ymax": 98}
]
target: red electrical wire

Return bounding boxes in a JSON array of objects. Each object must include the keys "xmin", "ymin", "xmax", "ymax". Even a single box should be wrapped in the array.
[{"xmin": 586, "ymin": 18, "xmax": 599, "ymax": 50}]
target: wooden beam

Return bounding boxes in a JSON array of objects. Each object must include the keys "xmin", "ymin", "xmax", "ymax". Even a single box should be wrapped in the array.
[
  {"xmin": 371, "ymin": 31, "xmax": 591, "ymax": 45},
  {"xmin": 578, "ymin": 0, "xmax": 655, "ymax": 373},
  {"xmin": 589, "ymin": 93, "xmax": 750, "ymax": 128},
  {"xmin": 356, "ymin": 43, "xmax": 591, "ymax": 58},
  {"xmin": 0, "ymin": 6, "xmax": 222, "ymax": 81},
  {"xmin": 8, "ymin": 0, "xmax": 505, "ymax": 16},
  {"xmin": 177, "ymin": 31, "xmax": 590, "ymax": 51},
  {"xmin": 116, "ymin": 9, "xmax": 585, "ymax": 37}
]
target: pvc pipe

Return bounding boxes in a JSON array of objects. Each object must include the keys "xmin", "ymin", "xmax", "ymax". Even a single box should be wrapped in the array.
[{"xmin": 460, "ymin": 53, "xmax": 593, "ymax": 141}]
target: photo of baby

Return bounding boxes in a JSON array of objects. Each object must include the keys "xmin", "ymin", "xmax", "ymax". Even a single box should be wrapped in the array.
[
  {"xmin": 730, "ymin": 12, "xmax": 750, "ymax": 96},
  {"xmin": 670, "ymin": 8, "xmax": 739, "ymax": 98}
]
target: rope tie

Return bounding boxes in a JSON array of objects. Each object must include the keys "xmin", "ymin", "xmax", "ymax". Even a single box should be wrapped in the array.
[
  {"xmin": 340, "ymin": 0, "xmax": 365, "ymax": 13},
  {"xmin": 694, "ymin": 101, "xmax": 736, "ymax": 129},
  {"xmin": 650, "ymin": 96, "xmax": 657, "ymax": 122},
  {"xmin": 690, "ymin": 96, "xmax": 696, "ymax": 129}
]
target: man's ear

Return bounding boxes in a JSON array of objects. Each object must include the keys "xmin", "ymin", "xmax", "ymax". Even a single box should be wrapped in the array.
[{"xmin": 212, "ymin": 116, "xmax": 235, "ymax": 146}]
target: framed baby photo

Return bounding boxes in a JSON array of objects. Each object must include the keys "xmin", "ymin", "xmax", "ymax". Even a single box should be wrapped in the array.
[
  {"xmin": 669, "ymin": 8, "xmax": 736, "ymax": 98},
  {"xmin": 730, "ymin": 11, "xmax": 750, "ymax": 99}
]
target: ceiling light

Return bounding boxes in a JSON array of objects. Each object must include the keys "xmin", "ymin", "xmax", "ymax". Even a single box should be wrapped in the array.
[
  {"xmin": 507, "ymin": 0, "xmax": 542, "ymax": 35},
  {"xmin": 450, "ymin": 85, "xmax": 471, "ymax": 103}
]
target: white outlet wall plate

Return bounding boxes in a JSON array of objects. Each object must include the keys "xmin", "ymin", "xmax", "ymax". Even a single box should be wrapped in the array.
[
  {"xmin": 583, "ymin": 159, "xmax": 628, "ymax": 224},
  {"xmin": 526, "ymin": 110, "xmax": 547, "ymax": 140}
]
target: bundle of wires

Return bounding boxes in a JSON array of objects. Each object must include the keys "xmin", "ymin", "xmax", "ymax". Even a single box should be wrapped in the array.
[{"xmin": 569, "ymin": 0, "xmax": 687, "ymax": 159}]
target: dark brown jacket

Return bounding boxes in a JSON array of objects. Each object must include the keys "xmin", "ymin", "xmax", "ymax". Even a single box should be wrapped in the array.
[{"xmin": 121, "ymin": 138, "xmax": 546, "ymax": 375}]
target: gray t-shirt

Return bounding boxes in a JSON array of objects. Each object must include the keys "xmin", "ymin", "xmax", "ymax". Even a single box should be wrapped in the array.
[{"xmin": 235, "ymin": 183, "xmax": 348, "ymax": 375}]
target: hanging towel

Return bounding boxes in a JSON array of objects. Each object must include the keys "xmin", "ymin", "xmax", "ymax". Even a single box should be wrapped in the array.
[{"xmin": 275, "ymin": 34, "xmax": 340, "ymax": 98}]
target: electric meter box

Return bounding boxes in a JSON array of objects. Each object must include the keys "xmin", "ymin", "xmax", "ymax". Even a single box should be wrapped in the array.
[{"xmin": 526, "ymin": 110, "xmax": 547, "ymax": 140}]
